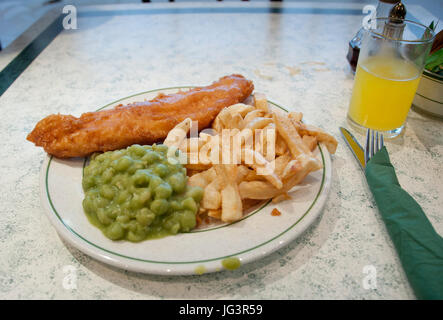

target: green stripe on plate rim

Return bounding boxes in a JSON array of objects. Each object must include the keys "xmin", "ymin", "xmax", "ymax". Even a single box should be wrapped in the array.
[{"xmin": 45, "ymin": 88, "xmax": 326, "ymax": 265}]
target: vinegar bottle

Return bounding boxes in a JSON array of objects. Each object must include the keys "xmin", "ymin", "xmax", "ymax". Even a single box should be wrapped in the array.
[{"xmin": 346, "ymin": 0, "xmax": 400, "ymax": 73}]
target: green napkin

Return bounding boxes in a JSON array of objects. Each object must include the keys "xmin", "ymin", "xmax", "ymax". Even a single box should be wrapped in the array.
[{"xmin": 365, "ymin": 147, "xmax": 443, "ymax": 300}]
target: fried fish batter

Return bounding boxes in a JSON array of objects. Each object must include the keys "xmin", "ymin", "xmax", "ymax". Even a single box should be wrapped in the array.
[{"xmin": 27, "ymin": 74, "xmax": 254, "ymax": 158}]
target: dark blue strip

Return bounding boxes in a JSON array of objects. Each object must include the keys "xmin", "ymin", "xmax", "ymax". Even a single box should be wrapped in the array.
[
  {"xmin": 0, "ymin": 6, "xmax": 363, "ymax": 97},
  {"xmin": 78, "ymin": 7, "xmax": 363, "ymax": 17},
  {"xmin": 0, "ymin": 15, "xmax": 64, "ymax": 97}
]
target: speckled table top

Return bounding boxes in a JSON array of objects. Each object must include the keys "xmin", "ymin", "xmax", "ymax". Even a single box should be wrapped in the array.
[{"xmin": 0, "ymin": 1, "xmax": 442, "ymax": 300}]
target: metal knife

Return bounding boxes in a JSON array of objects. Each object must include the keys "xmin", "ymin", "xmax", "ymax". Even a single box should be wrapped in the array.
[{"xmin": 339, "ymin": 127, "xmax": 365, "ymax": 169}]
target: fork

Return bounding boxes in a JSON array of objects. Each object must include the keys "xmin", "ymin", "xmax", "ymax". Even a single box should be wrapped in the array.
[{"xmin": 364, "ymin": 128, "xmax": 384, "ymax": 166}]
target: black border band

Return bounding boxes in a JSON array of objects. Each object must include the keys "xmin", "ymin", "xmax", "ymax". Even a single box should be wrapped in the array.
[{"xmin": 0, "ymin": 15, "xmax": 64, "ymax": 96}]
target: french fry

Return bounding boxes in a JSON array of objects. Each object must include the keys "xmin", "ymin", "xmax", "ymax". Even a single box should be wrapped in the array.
[
  {"xmin": 244, "ymin": 109, "xmax": 265, "ymax": 123},
  {"xmin": 188, "ymin": 172, "xmax": 208, "ymax": 189},
  {"xmin": 273, "ymin": 153, "xmax": 292, "ymax": 178},
  {"xmin": 232, "ymin": 128, "xmax": 254, "ymax": 151},
  {"xmin": 239, "ymin": 180, "xmax": 280, "ymax": 199},
  {"xmin": 202, "ymin": 179, "xmax": 222, "ymax": 210},
  {"xmin": 288, "ymin": 111, "xmax": 303, "ymax": 122},
  {"xmin": 212, "ymin": 116, "xmax": 223, "ymax": 133},
  {"xmin": 214, "ymin": 164, "xmax": 243, "ymax": 222},
  {"xmin": 200, "ymin": 167, "xmax": 217, "ymax": 182},
  {"xmin": 271, "ymin": 107, "xmax": 288, "ymax": 118},
  {"xmin": 275, "ymin": 133, "xmax": 288, "ymax": 156},
  {"xmin": 198, "ymin": 134, "xmax": 221, "ymax": 165},
  {"xmin": 179, "ymin": 137, "xmax": 205, "ymax": 153},
  {"xmin": 214, "ymin": 104, "xmax": 254, "ymax": 132},
  {"xmin": 226, "ymin": 103, "xmax": 255, "ymax": 117},
  {"xmin": 239, "ymin": 153, "xmax": 321, "ymax": 200},
  {"xmin": 253, "ymin": 92, "xmax": 269, "ymax": 112},
  {"xmin": 281, "ymin": 159, "xmax": 299, "ymax": 179},
  {"xmin": 199, "ymin": 132, "xmax": 215, "ymax": 142},
  {"xmin": 164, "ymin": 118, "xmax": 192, "ymax": 147},
  {"xmin": 166, "ymin": 91, "xmax": 336, "ymax": 224},
  {"xmin": 207, "ymin": 209, "xmax": 222, "ymax": 219},
  {"xmin": 287, "ymin": 115, "xmax": 337, "ymax": 154},
  {"xmin": 243, "ymin": 167, "xmax": 267, "ymax": 182},
  {"xmin": 245, "ymin": 117, "xmax": 273, "ymax": 130},
  {"xmin": 302, "ymin": 135, "xmax": 317, "ymax": 152},
  {"xmin": 222, "ymin": 112, "xmax": 244, "ymax": 130},
  {"xmin": 185, "ymin": 163, "xmax": 212, "ymax": 171},
  {"xmin": 272, "ymin": 193, "xmax": 292, "ymax": 204},
  {"xmin": 178, "ymin": 139, "xmax": 188, "ymax": 153},
  {"xmin": 262, "ymin": 123, "xmax": 276, "ymax": 156},
  {"xmin": 220, "ymin": 184, "xmax": 243, "ymax": 222},
  {"xmin": 282, "ymin": 154, "xmax": 323, "ymax": 189},
  {"xmin": 273, "ymin": 112, "xmax": 311, "ymax": 157},
  {"xmin": 295, "ymin": 122, "xmax": 338, "ymax": 154},
  {"xmin": 242, "ymin": 148, "xmax": 266, "ymax": 166},
  {"xmin": 243, "ymin": 148, "xmax": 283, "ymax": 189},
  {"xmin": 273, "ymin": 112, "xmax": 323, "ymax": 171},
  {"xmin": 188, "ymin": 167, "xmax": 216, "ymax": 188},
  {"xmin": 236, "ymin": 165, "xmax": 250, "ymax": 184}
]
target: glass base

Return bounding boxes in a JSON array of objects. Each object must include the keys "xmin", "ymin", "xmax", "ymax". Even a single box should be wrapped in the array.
[{"xmin": 346, "ymin": 114, "xmax": 404, "ymax": 139}]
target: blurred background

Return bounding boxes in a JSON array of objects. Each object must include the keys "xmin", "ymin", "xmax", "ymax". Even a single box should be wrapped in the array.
[{"xmin": 0, "ymin": 0, "xmax": 441, "ymax": 51}]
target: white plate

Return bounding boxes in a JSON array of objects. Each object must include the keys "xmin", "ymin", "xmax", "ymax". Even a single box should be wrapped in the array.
[{"xmin": 39, "ymin": 87, "xmax": 332, "ymax": 275}]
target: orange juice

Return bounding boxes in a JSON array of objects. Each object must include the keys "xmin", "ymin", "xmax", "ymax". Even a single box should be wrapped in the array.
[{"xmin": 348, "ymin": 55, "xmax": 421, "ymax": 131}]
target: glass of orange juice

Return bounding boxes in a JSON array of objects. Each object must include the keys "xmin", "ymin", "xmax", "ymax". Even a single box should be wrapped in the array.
[{"xmin": 347, "ymin": 18, "xmax": 435, "ymax": 138}]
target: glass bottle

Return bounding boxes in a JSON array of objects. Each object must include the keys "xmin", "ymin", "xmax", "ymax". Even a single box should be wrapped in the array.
[{"xmin": 346, "ymin": 0, "xmax": 400, "ymax": 73}]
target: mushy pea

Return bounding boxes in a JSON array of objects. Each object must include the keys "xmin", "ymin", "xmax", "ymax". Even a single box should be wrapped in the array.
[{"xmin": 82, "ymin": 144, "xmax": 203, "ymax": 242}]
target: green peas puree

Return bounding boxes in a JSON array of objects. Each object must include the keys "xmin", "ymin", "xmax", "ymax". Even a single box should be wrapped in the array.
[
  {"xmin": 221, "ymin": 257, "xmax": 241, "ymax": 270},
  {"xmin": 82, "ymin": 144, "xmax": 203, "ymax": 242}
]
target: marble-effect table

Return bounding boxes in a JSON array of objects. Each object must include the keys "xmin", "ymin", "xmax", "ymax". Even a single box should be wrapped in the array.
[{"xmin": 0, "ymin": 1, "xmax": 441, "ymax": 299}]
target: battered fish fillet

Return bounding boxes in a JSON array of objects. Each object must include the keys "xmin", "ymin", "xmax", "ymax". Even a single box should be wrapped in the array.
[{"xmin": 27, "ymin": 74, "xmax": 254, "ymax": 158}]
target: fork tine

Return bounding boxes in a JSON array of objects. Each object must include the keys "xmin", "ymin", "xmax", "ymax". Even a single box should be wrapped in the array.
[
  {"xmin": 365, "ymin": 129, "xmax": 385, "ymax": 165},
  {"xmin": 380, "ymin": 133, "xmax": 384, "ymax": 150},
  {"xmin": 365, "ymin": 128, "xmax": 370, "ymax": 165},
  {"xmin": 374, "ymin": 131, "xmax": 379, "ymax": 154},
  {"xmin": 370, "ymin": 129, "xmax": 375, "ymax": 159},
  {"xmin": 375, "ymin": 131, "xmax": 379, "ymax": 153},
  {"xmin": 376, "ymin": 131, "xmax": 385, "ymax": 153}
]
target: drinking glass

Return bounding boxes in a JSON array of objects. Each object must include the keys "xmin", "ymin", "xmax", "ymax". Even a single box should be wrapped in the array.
[{"xmin": 347, "ymin": 18, "xmax": 435, "ymax": 138}]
